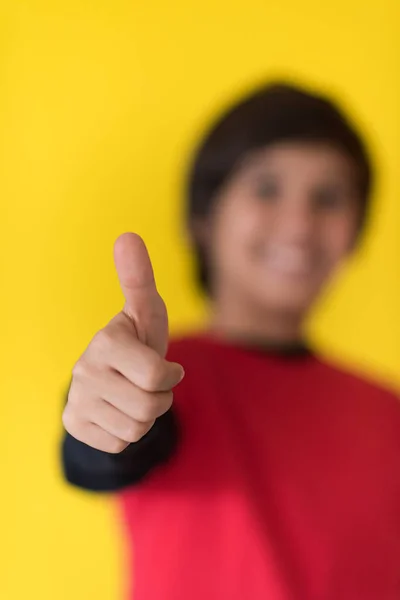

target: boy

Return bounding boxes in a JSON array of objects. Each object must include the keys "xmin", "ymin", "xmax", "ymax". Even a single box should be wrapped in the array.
[{"xmin": 62, "ymin": 83, "xmax": 400, "ymax": 599}]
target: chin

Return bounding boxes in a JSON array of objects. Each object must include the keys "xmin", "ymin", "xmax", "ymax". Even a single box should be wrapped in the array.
[{"xmin": 251, "ymin": 280, "xmax": 320, "ymax": 315}]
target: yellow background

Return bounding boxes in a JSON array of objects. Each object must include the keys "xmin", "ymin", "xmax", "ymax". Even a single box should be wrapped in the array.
[{"xmin": 1, "ymin": 1, "xmax": 399, "ymax": 599}]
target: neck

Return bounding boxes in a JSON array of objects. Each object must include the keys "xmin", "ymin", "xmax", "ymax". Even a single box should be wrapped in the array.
[{"xmin": 210, "ymin": 292, "xmax": 306, "ymax": 347}]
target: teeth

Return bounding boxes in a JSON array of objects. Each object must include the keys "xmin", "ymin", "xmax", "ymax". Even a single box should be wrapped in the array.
[{"xmin": 266, "ymin": 246, "xmax": 311, "ymax": 274}]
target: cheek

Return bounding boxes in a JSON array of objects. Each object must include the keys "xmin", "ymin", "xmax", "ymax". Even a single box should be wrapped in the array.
[
  {"xmin": 319, "ymin": 215, "xmax": 359, "ymax": 262},
  {"xmin": 213, "ymin": 199, "xmax": 264, "ymax": 263}
]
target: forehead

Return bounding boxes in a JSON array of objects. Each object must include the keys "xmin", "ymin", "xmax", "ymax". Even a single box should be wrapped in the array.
[{"xmin": 240, "ymin": 142, "xmax": 357, "ymax": 180}]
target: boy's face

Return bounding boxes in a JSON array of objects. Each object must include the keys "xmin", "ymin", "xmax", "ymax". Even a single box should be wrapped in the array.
[{"xmin": 203, "ymin": 142, "xmax": 363, "ymax": 316}]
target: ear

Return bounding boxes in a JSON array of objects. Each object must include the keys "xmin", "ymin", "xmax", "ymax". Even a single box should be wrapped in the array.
[
  {"xmin": 186, "ymin": 216, "xmax": 214, "ymax": 293},
  {"xmin": 188, "ymin": 217, "xmax": 212, "ymax": 248}
]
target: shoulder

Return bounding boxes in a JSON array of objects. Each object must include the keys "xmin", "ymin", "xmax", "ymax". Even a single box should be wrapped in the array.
[
  {"xmin": 315, "ymin": 353, "xmax": 400, "ymax": 414},
  {"xmin": 166, "ymin": 332, "xmax": 214, "ymax": 363}
]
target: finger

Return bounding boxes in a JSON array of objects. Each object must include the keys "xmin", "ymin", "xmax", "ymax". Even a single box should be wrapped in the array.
[
  {"xmin": 88, "ymin": 399, "xmax": 155, "ymax": 444},
  {"xmin": 63, "ymin": 407, "xmax": 129, "ymax": 453},
  {"xmin": 90, "ymin": 325, "xmax": 184, "ymax": 391},
  {"xmin": 113, "ymin": 233, "xmax": 169, "ymax": 357},
  {"xmin": 79, "ymin": 424, "xmax": 130, "ymax": 453},
  {"xmin": 114, "ymin": 232, "xmax": 157, "ymax": 306},
  {"xmin": 89, "ymin": 369, "xmax": 174, "ymax": 422}
]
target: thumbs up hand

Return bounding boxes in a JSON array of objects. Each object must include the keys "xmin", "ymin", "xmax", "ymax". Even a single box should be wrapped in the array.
[{"xmin": 63, "ymin": 233, "xmax": 184, "ymax": 453}]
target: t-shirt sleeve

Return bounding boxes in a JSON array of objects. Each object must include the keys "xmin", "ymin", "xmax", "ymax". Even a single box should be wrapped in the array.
[{"xmin": 61, "ymin": 407, "xmax": 179, "ymax": 492}]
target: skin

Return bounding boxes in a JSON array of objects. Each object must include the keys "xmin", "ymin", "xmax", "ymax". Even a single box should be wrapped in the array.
[
  {"xmin": 63, "ymin": 234, "xmax": 184, "ymax": 453},
  {"xmin": 63, "ymin": 142, "xmax": 363, "ymax": 452},
  {"xmin": 202, "ymin": 142, "xmax": 362, "ymax": 344}
]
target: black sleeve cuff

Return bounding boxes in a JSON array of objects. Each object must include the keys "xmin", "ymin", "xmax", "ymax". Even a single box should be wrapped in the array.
[{"xmin": 61, "ymin": 408, "xmax": 179, "ymax": 492}]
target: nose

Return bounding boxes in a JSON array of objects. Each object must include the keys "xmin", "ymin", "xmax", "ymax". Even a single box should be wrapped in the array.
[{"xmin": 270, "ymin": 196, "xmax": 315, "ymax": 245}]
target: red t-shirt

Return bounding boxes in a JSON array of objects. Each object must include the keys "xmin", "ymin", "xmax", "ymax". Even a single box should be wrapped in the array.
[{"xmin": 120, "ymin": 334, "xmax": 400, "ymax": 600}]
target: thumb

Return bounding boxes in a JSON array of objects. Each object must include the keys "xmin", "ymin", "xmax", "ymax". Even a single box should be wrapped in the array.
[{"xmin": 113, "ymin": 232, "xmax": 169, "ymax": 357}]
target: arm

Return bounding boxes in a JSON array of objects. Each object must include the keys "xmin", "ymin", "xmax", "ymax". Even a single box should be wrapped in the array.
[
  {"xmin": 61, "ymin": 233, "xmax": 184, "ymax": 492},
  {"xmin": 62, "ymin": 407, "xmax": 178, "ymax": 492}
]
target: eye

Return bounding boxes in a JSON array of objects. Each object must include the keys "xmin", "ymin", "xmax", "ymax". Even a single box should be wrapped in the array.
[
  {"xmin": 254, "ymin": 177, "xmax": 279, "ymax": 201},
  {"xmin": 312, "ymin": 186, "xmax": 348, "ymax": 210}
]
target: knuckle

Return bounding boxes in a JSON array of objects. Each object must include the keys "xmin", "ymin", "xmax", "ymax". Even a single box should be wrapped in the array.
[
  {"xmin": 141, "ymin": 357, "xmax": 165, "ymax": 391},
  {"xmin": 62, "ymin": 404, "xmax": 79, "ymax": 434},
  {"xmin": 66, "ymin": 381, "xmax": 85, "ymax": 409},
  {"xmin": 135, "ymin": 392, "xmax": 172, "ymax": 422},
  {"xmin": 136, "ymin": 399, "xmax": 156, "ymax": 424},
  {"xmin": 123, "ymin": 421, "xmax": 144, "ymax": 444},
  {"xmin": 93, "ymin": 327, "xmax": 115, "ymax": 352},
  {"xmin": 66, "ymin": 385, "xmax": 99, "ymax": 424},
  {"xmin": 88, "ymin": 328, "xmax": 121, "ymax": 364},
  {"xmin": 136, "ymin": 420, "xmax": 155, "ymax": 441},
  {"xmin": 106, "ymin": 437, "xmax": 129, "ymax": 454},
  {"xmin": 71, "ymin": 358, "xmax": 89, "ymax": 380},
  {"xmin": 91, "ymin": 323, "xmax": 132, "ymax": 362},
  {"xmin": 161, "ymin": 391, "xmax": 174, "ymax": 413}
]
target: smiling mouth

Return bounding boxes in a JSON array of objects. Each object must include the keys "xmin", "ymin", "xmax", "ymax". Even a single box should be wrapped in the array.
[{"xmin": 259, "ymin": 246, "xmax": 315, "ymax": 277}]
